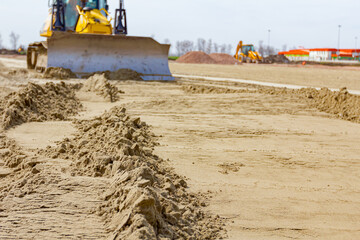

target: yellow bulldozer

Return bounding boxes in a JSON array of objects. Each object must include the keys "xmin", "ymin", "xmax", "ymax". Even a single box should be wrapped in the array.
[
  {"xmin": 234, "ymin": 41, "xmax": 263, "ymax": 63},
  {"xmin": 27, "ymin": 0, "xmax": 173, "ymax": 80}
]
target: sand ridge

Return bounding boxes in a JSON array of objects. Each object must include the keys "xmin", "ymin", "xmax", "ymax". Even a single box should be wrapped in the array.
[
  {"xmin": 0, "ymin": 81, "xmax": 226, "ymax": 239},
  {"xmin": 82, "ymin": 74, "xmax": 124, "ymax": 102},
  {"xmin": 41, "ymin": 106, "xmax": 225, "ymax": 239},
  {"xmin": 0, "ymin": 82, "xmax": 82, "ymax": 130},
  {"xmin": 182, "ymin": 83, "xmax": 360, "ymax": 123}
]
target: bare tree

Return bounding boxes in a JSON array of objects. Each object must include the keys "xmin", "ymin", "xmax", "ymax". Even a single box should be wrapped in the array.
[
  {"xmin": 205, "ymin": 39, "xmax": 212, "ymax": 54},
  {"xmin": 9, "ymin": 32, "xmax": 20, "ymax": 50},
  {"xmin": 175, "ymin": 38, "xmax": 235, "ymax": 56},
  {"xmin": 264, "ymin": 46, "xmax": 276, "ymax": 56},
  {"xmin": 175, "ymin": 40, "xmax": 194, "ymax": 56},
  {"xmin": 182, "ymin": 40, "xmax": 194, "ymax": 54},
  {"xmin": 220, "ymin": 44, "xmax": 227, "ymax": 53},
  {"xmin": 226, "ymin": 44, "xmax": 232, "ymax": 55},
  {"xmin": 282, "ymin": 44, "xmax": 287, "ymax": 52},
  {"xmin": 163, "ymin": 38, "xmax": 170, "ymax": 45},
  {"xmin": 213, "ymin": 43, "xmax": 219, "ymax": 53},
  {"xmin": 197, "ymin": 38, "xmax": 206, "ymax": 52},
  {"xmin": 258, "ymin": 41, "xmax": 265, "ymax": 57},
  {"xmin": 175, "ymin": 41, "xmax": 182, "ymax": 56}
]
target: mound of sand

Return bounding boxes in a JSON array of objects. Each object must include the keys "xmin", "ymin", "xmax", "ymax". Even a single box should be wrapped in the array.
[
  {"xmin": 0, "ymin": 133, "xmax": 27, "ymax": 169},
  {"xmin": 209, "ymin": 53, "xmax": 239, "ymax": 65},
  {"xmin": 43, "ymin": 67, "xmax": 77, "ymax": 80},
  {"xmin": 177, "ymin": 51, "xmax": 239, "ymax": 65},
  {"xmin": 264, "ymin": 54, "xmax": 290, "ymax": 64},
  {"xmin": 2, "ymin": 69, "xmax": 42, "ymax": 81},
  {"xmin": 183, "ymin": 83, "xmax": 360, "ymax": 123},
  {"xmin": 7, "ymin": 69, "xmax": 29, "ymax": 77},
  {"xmin": 42, "ymin": 67, "xmax": 142, "ymax": 81},
  {"xmin": 183, "ymin": 85, "xmax": 246, "ymax": 94},
  {"xmin": 0, "ymin": 82, "xmax": 82, "ymax": 130},
  {"xmin": 42, "ymin": 106, "xmax": 224, "ymax": 239},
  {"xmin": 296, "ymin": 87, "xmax": 360, "ymax": 122},
  {"xmin": 0, "ymin": 49, "xmax": 18, "ymax": 55},
  {"xmin": 176, "ymin": 51, "xmax": 218, "ymax": 64},
  {"xmin": 83, "ymin": 69, "xmax": 143, "ymax": 81},
  {"xmin": 255, "ymin": 86, "xmax": 360, "ymax": 122},
  {"xmin": 82, "ymin": 74, "xmax": 124, "ymax": 102},
  {"xmin": 234, "ymin": 85, "xmax": 360, "ymax": 123}
]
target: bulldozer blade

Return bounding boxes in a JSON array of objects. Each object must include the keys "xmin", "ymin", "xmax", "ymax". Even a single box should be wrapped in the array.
[{"xmin": 47, "ymin": 32, "xmax": 174, "ymax": 81}]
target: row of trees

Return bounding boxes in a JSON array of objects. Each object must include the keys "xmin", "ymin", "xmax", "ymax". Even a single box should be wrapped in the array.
[
  {"xmin": 256, "ymin": 41, "xmax": 289, "ymax": 57},
  {"xmin": 170, "ymin": 38, "xmax": 233, "ymax": 56},
  {"xmin": 166, "ymin": 38, "xmax": 288, "ymax": 57},
  {"xmin": 0, "ymin": 32, "xmax": 288, "ymax": 57},
  {"xmin": 0, "ymin": 32, "xmax": 20, "ymax": 50},
  {"xmin": 257, "ymin": 41, "xmax": 276, "ymax": 57}
]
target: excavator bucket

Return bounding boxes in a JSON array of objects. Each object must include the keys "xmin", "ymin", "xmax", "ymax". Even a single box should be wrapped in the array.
[{"xmin": 47, "ymin": 32, "xmax": 174, "ymax": 81}]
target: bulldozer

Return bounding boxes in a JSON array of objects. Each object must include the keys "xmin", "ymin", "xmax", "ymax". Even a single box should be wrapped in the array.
[
  {"xmin": 234, "ymin": 41, "xmax": 263, "ymax": 63},
  {"xmin": 27, "ymin": 0, "xmax": 174, "ymax": 80}
]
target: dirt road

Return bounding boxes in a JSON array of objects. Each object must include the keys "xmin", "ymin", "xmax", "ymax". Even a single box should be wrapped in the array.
[{"xmin": 1, "ymin": 57, "xmax": 360, "ymax": 239}]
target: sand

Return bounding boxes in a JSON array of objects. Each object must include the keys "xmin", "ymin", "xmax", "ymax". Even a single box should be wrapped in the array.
[
  {"xmin": 209, "ymin": 53, "xmax": 239, "ymax": 65},
  {"xmin": 183, "ymin": 84, "xmax": 360, "ymax": 123},
  {"xmin": 177, "ymin": 51, "xmax": 239, "ymax": 65},
  {"xmin": 43, "ymin": 67, "xmax": 77, "ymax": 79},
  {"xmin": 40, "ymin": 106, "xmax": 224, "ymax": 239},
  {"xmin": 83, "ymin": 69, "xmax": 143, "ymax": 81},
  {"xmin": 0, "ymin": 76, "xmax": 225, "ymax": 239},
  {"xmin": 176, "ymin": 51, "xmax": 218, "ymax": 64},
  {"xmin": 182, "ymin": 84, "xmax": 247, "ymax": 94},
  {"xmin": 82, "ymin": 74, "xmax": 124, "ymax": 102},
  {"xmin": 114, "ymin": 79, "xmax": 360, "ymax": 239},
  {"xmin": 0, "ymin": 82, "xmax": 82, "ymax": 130},
  {"xmin": 1, "ymin": 56, "xmax": 360, "ymax": 239},
  {"xmin": 170, "ymin": 62, "xmax": 360, "ymax": 90}
]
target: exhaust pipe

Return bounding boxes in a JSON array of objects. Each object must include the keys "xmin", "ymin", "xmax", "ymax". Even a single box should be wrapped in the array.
[
  {"xmin": 51, "ymin": 0, "xmax": 66, "ymax": 31},
  {"xmin": 114, "ymin": 0, "xmax": 127, "ymax": 35}
]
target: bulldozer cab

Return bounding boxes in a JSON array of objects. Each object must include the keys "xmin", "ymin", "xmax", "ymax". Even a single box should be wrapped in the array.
[
  {"xmin": 62, "ymin": 0, "xmax": 107, "ymax": 9},
  {"xmin": 62, "ymin": 0, "xmax": 108, "ymax": 29},
  {"xmin": 242, "ymin": 45, "xmax": 255, "ymax": 56}
]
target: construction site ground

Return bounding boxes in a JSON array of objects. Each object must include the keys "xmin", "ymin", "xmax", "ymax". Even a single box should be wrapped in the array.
[
  {"xmin": 170, "ymin": 62, "xmax": 360, "ymax": 90},
  {"xmin": 1, "ymin": 57, "xmax": 360, "ymax": 239}
]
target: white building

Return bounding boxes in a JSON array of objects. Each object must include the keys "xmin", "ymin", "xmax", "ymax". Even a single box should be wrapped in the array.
[{"xmin": 309, "ymin": 49, "xmax": 337, "ymax": 61}]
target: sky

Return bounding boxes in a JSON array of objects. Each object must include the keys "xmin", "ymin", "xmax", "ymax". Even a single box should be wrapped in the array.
[{"xmin": 0, "ymin": 0, "xmax": 360, "ymax": 52}]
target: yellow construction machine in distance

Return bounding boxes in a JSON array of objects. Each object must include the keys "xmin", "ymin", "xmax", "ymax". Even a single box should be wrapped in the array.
[
  {"xmin": 234, "ymin": 41, "xmax": 263, "ymax": 63},
  {"xmin": 27, "ymin": 0, "xmax": 174, "ymax": 81}
]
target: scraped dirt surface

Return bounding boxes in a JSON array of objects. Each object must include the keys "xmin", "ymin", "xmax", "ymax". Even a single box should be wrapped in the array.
[
  {"xmin": 1, "ymin": 57, "xmax": 360, "ymax": 239},
  {"xmin": 170, "ymin": 62, "xmax": 360, "ymax": 90},
  {"xmin": 111, "ymin": 80, "xmax": 360, "ymax": 240}
]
